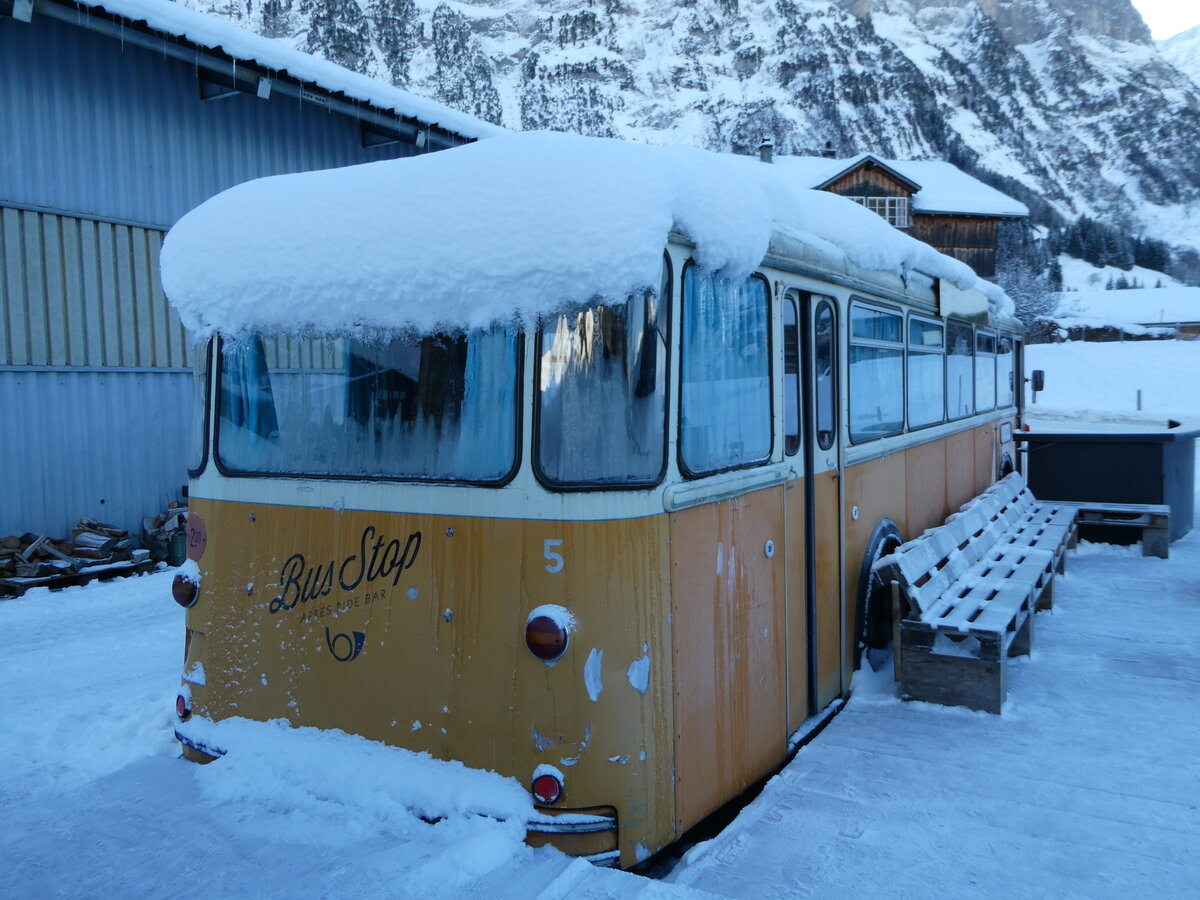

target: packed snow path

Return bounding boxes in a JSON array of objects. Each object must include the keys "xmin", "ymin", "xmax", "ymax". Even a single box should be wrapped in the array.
[{"xmin": 3, "ymin": 533, "xmax": 1198, "ymax": 897}]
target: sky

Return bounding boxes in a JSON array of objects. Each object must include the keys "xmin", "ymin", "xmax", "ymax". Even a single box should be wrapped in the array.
[{"xmin": 1131, "ymin": 0, "xmax": 1200, "ymax": 40}]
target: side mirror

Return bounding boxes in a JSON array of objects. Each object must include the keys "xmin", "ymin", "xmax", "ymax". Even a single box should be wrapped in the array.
[{"xmin": 1030, "ymin": 369, "xmax": 1045, "ymax": 393}]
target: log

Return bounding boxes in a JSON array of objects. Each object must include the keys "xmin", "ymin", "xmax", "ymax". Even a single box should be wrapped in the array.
[
  {"xmin": 16, "ymin": 559, "xmax": 72, "ymax": 578},
  {"xmin": 77, "ymin": 518, "xmax": 127, "ymax": 538},
  {"xmin": 2, "ymin": 535, "xmax": 19, "ymax": 550},
  {"xmin": 73, "ymin": 532, "xmax": 118, "ymax": 552},
  {"xmin": 19, "ymin": 535, "xmax": 49, "ymax": 561},
  {"xmin": 42, "ymin": 542, "xmax": 76, "ymax": 564},
  {"xmin": 71, "ymin": 547, "xmax": 112, "ymax": 561}
]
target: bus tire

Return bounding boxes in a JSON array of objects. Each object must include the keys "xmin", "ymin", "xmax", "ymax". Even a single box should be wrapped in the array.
[
  {"xmin": 853, "ymin": 518, "xmax": 904, "ymax": 673},
  {"xmin": 1000, "ymin": 451, "xmax": 1015, "ymax": 478}
]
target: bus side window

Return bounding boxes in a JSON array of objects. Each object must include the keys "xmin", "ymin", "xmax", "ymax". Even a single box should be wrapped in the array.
[
  {"xmin": 975, "ymin": 331, "xmax": 997, "ymax": 412},
  {"xmin": 814, "ymin": 301, "xmax": 836, "ymax": 451},
  {"xmin": 997, "ymin": 335, "xmax": 1015, "ymax": 408},
  {"xmin": 536, "ymin": 264, "xmax": 670, "ymax": 488},
  {"xmin": 848, "ymin": 302, "xmax": 903, "ymax": 443},
  {"xmin": 784, "ymin": 298, "xmax": 800, "ymax": 456},
  {"xmin": 680, "ymin": 268, "xmax": 772, "ymax": 475},
  {"xmin": 947, "ymin": 321, "xmax": 975, "ymax": 420},
  {"xmin": 907, "ymin": 317, "xmax": 945, "ymax": 429}
]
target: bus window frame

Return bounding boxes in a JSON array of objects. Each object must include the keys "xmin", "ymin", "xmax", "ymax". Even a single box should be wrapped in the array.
[
  {"xmin": 188, "ymin": 337, "xmax": 213, "ymax": 478},
  {"xmin": 813, "ymin": 296, "xmax": 838, "ymax": 452},
  {"xmin": 783, "ymin": 295, "xmax": 801, "ymax": 457},
  {"xmin": 531, "ymin": 254, "xmax": 674, "ymax": 493},
  {"xmin": 996, "ymin": 333, "xmax": 1016, "ymax": 409},
  {"xmin": 904, "ymin": 312, "xmax": 947, "ymax": 432},
  {"xmin": 847, "ymin": 297, "xmax": 905, "ymax": 445},
  {"xmin": 975, "ymin": 329, "xmax": 998, "ymax": 413},
  {"xmin": 211, "ymin": 330, "xmax": 526, "ymax": 488},
  {"xmin": 677, "ymin": 263, "xmax": 774, "ymax": 479}
]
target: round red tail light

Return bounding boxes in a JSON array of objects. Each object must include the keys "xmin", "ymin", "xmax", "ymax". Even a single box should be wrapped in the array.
[
  {"xmin": 532, "ymin": 773, "xmax": 562, "ymax": 805},
  {"xmin": 176, "ymin": 694, "xmax": 191, "ymax": 721},
  {"xmin": 525, "ymin": 615, "xmax": 570, "ymax": 662},
  {"xmin": 172, "ymin": 574, "xmax": 199, "ymax": 608}
]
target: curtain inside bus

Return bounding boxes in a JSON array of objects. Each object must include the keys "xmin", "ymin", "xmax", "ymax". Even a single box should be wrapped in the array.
[{"xmin": 216, "ymin": 327, "xmax": 519, "ymax": 482}]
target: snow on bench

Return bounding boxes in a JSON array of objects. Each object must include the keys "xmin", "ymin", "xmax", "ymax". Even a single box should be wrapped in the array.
[{"xmin": 876, "ymin": 472, "xmax": 1078, "ymax": 714}]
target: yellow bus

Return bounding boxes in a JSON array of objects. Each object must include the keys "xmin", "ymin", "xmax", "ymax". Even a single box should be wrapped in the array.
[{"xmin": 167, "ymin": 136, "xmax": 1022, "ymax": 868}]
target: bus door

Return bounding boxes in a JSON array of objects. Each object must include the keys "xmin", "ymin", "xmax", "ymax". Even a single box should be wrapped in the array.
[{"xmin": 799, "ymin": 293, "xmax": 844, "ymax": 713}]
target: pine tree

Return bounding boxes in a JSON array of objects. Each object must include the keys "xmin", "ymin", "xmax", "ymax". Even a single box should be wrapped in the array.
[
  {"xmin": 368, "ymin": 0, "xmax": 421, "ymax": 86},
  {"xmin": 302, "ymin": 0, "xmax": 370, "ymax": 74}
]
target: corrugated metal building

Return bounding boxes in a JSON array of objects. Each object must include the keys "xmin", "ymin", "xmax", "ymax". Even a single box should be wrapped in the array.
[{"xmin": 1, "ymin": 0, "xmax": 496, "ymax": 538}]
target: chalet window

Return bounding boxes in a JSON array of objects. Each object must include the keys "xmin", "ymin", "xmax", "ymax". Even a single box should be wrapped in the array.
[{"xmin": 844, "ymin": 196, "xmax": 911, "ymax": 228}]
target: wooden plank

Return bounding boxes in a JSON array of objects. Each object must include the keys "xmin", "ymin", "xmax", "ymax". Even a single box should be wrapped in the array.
[{"xmin": 970, "ymin": 584, "xmax": 1032, "ymax": 634}]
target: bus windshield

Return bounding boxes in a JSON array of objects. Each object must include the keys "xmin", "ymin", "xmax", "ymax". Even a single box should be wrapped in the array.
[{"xmin": 216, "ymin": 326, "xmax": 520, "ymax": 483}]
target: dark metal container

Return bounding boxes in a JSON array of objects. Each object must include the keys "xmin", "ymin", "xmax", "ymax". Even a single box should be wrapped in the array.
[{"xmin": 1016, "ymin": 422, "xmax": 1198, "ymax": 542}]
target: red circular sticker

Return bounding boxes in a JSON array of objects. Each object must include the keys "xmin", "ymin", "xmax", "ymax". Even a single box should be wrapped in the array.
[{"xmin": 186, "ymin": 512, "xmax": 207, "ymax": 561}]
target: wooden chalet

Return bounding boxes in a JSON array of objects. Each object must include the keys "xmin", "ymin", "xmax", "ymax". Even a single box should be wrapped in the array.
[{"xmin": 774, "ymin": 154, "xmax": 1029, "ymax": 278}]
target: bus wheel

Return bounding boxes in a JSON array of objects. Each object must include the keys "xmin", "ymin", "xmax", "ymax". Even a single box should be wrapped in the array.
[
  {"xmin": 1000, "ymin": 451, "xmax": 1015, "ymax": 478},
  {"xmin": 854, "ymin": 518, "xmax": 903, "ymax": 673}
]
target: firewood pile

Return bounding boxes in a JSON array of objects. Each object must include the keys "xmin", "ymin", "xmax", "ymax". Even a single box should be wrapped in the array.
[
  {"xmin": 0, "ymin": 518, "xmax": 154, "ymax": 597},
  {"xmin": 142, "ymin": 503, "xmax": 189, "ymax": 563}
]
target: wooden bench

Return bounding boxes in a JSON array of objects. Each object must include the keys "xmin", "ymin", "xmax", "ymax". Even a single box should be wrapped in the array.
[
  {"xmin": 876, "ymin": 473, "xmax": 1078, "ymax": 714},
  {"xmin": 1056, "ymin": 501, "xmax": 1170, "ymax": 558}
]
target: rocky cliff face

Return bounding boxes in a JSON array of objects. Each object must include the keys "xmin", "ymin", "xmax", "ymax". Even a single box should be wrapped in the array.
[{"xmin": 177, "ymin": 0, "xmax": 1200, "ymax": 255}]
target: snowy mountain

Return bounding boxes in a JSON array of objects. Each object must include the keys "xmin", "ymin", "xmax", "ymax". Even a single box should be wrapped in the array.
[
  {"xmin": 173, "ymin": 0, "xmax": 1200, "ymax": 259},
  {"xmin": 1162, "ymin": 24, "xmax": 1200, "ymax": 88}
]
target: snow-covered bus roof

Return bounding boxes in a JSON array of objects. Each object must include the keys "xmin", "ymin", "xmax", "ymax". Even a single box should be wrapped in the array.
[
  {"xmin": 160, "ymin": 132, "xmax": 1016, "ymax": 338},
  {"xmin": 67, "ymin": 0, "xmax": 502, "ymax": 143}
]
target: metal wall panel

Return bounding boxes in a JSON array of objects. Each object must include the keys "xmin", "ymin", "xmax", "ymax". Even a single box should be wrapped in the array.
[
  {"xmin": 0, "ymin": 207, "xmax": 188, "ymax": 367},
  {"xmin": 0, "ymin": 13, "xmax": 421, "ymax": 230},
  {"xmin": 0, "ymin": 369, "xmax": 192, "ymax": 538}
]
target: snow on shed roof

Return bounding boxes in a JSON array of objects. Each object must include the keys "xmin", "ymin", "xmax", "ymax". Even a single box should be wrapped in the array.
[
  {"xmin": 67, "ymin": 0, "xmax": 504, "ymax": 142},
  {"xmin": 772, "ymin": 154, "xmax": 1030, "ymax": 218},
  {"xmin": 1054, "ymin": 286, "xmax": 1200, "ymax": 327},
  {"xmin": 161, "ymin": 132, "xmax": 1014, "ymax": 339}
]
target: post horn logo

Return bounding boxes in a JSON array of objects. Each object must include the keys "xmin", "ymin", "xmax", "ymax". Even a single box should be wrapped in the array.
[{"xmin": 325, "ymin": 628, "xmax": 366, "ymax": 663}]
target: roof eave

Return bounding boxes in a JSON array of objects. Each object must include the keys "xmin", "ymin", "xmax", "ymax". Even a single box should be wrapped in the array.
[
  {"xmin": 814, "ymin": 154, "xmax": 923, "ymax": 192},
  {"xmin": 36, "ymin": 0, "xmax": 481, "ymax": 148}
]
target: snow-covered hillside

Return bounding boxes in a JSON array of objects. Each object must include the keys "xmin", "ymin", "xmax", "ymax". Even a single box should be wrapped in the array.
[
  {"xmin": 1163, "ymin": 24, "xmax": 1200, "ymax": 87},
  {"xmin": 165, "ymin": 0, "xmax": 1200, "ymax": 257},
  {"xmin": 1058, "ymin": 255, "xmax": 1186, "ymax": 292}
]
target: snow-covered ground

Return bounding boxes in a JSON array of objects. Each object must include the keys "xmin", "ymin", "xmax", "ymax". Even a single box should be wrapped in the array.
[{"xmin": 3, "ymin": 340, "xmax": 1199, "ymax": 898}]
